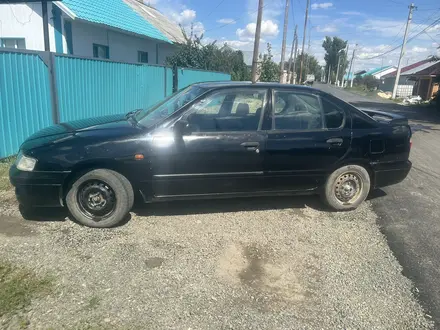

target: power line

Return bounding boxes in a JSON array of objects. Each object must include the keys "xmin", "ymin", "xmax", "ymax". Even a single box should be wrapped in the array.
[
  {"xmin": 358, "ymin": 16, "xmax": 440, "ymax": 60},
  {"xmin": 205, "ymin": 3, "xmax": 270, "ymax": 32},
  {"xmin": 206, "ymin": 0, "xmax": 227, "ymax": 18}
]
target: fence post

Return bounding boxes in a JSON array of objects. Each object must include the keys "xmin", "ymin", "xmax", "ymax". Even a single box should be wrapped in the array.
[
  {"xmin": 164, "ymin": 66, "xmax": 167, "ymax": 97},
  {"xmin": 173, "ymin": 65, "xmax": 178, "ymax": 92},
  {"xmin": 39, "ymin": 52, "xmax": 60, "ymax": 124}
]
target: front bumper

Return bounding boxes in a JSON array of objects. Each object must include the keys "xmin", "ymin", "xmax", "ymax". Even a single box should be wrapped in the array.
[
  {"xmin": 373, "ymin": 160, "xmax": 412, "ymax": 188},
  {"xmin": 9, "ymin": 165, "xmax": 70, "ymax": 207}
]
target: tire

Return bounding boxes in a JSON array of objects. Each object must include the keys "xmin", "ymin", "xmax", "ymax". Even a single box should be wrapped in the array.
[
  {"xmin": 66, "ymin": 169, "xmax": 133, "ymax": 228},
  {"xmin": 322, "ymin": 165, "xmax": 371, "ymax": 211}
]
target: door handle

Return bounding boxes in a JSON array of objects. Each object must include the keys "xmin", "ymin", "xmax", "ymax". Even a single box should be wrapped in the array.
[
  {"xmin": 326, "ymin": 138, "xmax": 344, "ymax": 146},
  {"xmin": 241, "ymin": 142, "xmax": 260, "ymax": 153}
]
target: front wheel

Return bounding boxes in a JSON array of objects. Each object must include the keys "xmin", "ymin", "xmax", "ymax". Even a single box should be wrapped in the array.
[
  {"xmin": 66, "ymin": 169, "xmax": 133, "ymax": 228},
  {"xmin": 322, "ymin": 165, "xmax": 371, "ymax": 211}
]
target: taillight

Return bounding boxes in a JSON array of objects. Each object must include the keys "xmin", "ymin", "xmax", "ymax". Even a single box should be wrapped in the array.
[{"xmin": 410, "ymin": 139, "xmax": 412, "ymax": 149}]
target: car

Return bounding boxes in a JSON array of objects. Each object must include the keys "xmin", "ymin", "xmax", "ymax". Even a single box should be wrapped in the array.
[{"xmin": 9, "ymin": 82, "xmax": 412, "ymax": 228}]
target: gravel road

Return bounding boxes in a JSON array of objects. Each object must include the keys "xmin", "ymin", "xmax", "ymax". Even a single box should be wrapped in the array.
[
  {"xmin": 0, "ymin": 84, "xmax": 435, "ymax": 328},
  {"xmin": 316, "ymin": 83, "xmax": 440, "ymax": 327},
  {"xmin": 0, "ymin": 197, "xmax": 433, "ymax": 328}
]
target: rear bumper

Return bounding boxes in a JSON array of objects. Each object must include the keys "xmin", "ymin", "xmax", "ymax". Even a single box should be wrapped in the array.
[
  {"xmin": 9, "ymin": 165, "xmax": 70, "ymax": 207},
  {"xmin": 372, "ymin": 160, "xmax": 412, "ymax": 188}
]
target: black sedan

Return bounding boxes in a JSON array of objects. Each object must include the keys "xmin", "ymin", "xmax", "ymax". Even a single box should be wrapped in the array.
[{"xmin": 10, "ymin": 82, "xmax": 412, "ymax": 228}]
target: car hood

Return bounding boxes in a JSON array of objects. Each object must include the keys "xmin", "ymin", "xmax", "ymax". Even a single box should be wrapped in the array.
[{"xmin": 21, "ymin": 114, "xmax": 141, "ymax": 151}]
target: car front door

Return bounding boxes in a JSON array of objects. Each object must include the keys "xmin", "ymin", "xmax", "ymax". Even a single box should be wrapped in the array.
[
  {"xmin": 150, "ymin": 87, "xmax": 269, "ymax": 198},
  {"xmin": 264, "ymin": 88, "xmax": 352, "ymax": 191}
]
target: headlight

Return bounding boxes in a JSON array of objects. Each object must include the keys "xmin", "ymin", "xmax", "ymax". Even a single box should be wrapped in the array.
[{"xmin": 16, "ymin": 152, "xmax": 37, "ymax": 171}]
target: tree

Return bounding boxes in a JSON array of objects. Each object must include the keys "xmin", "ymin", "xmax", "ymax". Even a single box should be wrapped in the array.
[
  {"xmin": 258, "ymin": 43, "xmax": 279, "ymax": 82},
  {"xmin": 322, "ymin": 37, "xmax": 348, "ymax": 82},
  {"xmin": 283, "ymin": 53, "xmax": 322, "ymax": 82},
  {"xmin": 166, "ymin": 27, "xmax": 251, "ymax": 81}
]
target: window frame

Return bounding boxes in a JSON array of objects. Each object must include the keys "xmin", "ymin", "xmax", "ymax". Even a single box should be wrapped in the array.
[
  {"xmin": 93, "ymin": 43, "xmax": 109, "ymax": 59},
  {"xmin": 269, "ymin": 88, "xmax": 326, "ymax": 133},
  {"xmin": 319, "ymin": 94, "xmax": 349, "ymax": 130},
  {"xmin": 138, "ymin": 51, "xmax": 149, "ymax": 63},
  {"xmin": 0, "ymin": 38, "xmax": 26, "ymax": 49},
  {"xmin": 181, "ymin": 87, "xmax": 270, "ymax": 134}
]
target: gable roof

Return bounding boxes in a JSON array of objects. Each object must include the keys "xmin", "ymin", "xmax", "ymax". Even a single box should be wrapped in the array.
[
  {"xmin": 123, "ymin": 0, "xmax": 185, "ymax": 44},
  {"xmin": 383, "ymin": 59, "xmax": 434, "ymax": 78},
  {"xmin": 56, "ymin": 0, "xmax": 171, "ymax": 43},
  {"xmin": 362, "ymin": 66, "xmax": 394, "ymax": 77}
]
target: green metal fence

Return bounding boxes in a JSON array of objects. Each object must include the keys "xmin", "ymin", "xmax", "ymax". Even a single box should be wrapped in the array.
[{"xmin": 0, "ymin": 49, "xmax": 231, "ymax": 158}]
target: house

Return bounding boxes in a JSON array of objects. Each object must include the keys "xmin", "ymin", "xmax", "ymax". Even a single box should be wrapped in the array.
[
  {"xmin": 407, "ymin": 60, "xmax": 440, "ymax": 100},
  {"xmin": 381, "ymin": 58, "xmax": 440, "ymax": 98},
  {"xmin": 361, "ymin": 66, "xmax": 396, "ymax": 79},
  {"xmin": 0, "ymin": 0, "xmax": 185, "ymax": 65}
]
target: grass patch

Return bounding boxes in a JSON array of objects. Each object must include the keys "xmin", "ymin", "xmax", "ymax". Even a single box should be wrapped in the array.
[
  {"xmin": 85, "ymin": 295, "xmax": 101, "ymax": 310},
  {"xmin": 0, "ymin": 260, "xmax": 53, "ymax": 317},
  {"xmin": 0, "ymin": 157, "xmax": 15, "ymax": 191}
]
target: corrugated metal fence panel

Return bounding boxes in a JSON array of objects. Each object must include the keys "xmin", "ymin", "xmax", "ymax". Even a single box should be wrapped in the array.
[
  {"xmin": 177, "ymin": 68, "xmax": 231, "ymax": 90},
  {"xmin": 55, "ymin": 56, "xmax": 168, "ymax": 122},
  {"xmin": 166, "ymin": 67, "xmax": 173, "ymax": 96},
  {"xmin": 0, "ymin": 52, "xmax": 52, "ymax": 158}
]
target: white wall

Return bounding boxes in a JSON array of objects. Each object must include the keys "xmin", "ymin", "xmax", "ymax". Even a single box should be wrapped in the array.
[
  {"xmin": 373, "ymin": 67, "xmax": 396, "ymax": 79},
  {"xmin": 70, "ymin": 20, "xmax": 176, "ymax": 64},
  {"xmin": 0, "ymin": 3, "xmax": 177, "ymax": 64},
  {"xmin": 0, "ymin": 2, "xmax": 62, "ymax": 52}
]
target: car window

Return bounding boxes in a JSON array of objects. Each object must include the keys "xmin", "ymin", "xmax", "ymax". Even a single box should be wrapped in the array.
[
  {"xmin": 272, "ymin": 91, "xmax": 323, "ymax": 130},
  {"xmin": 186, "ymin": 89, "xmax": 266, "ymax": 132},
  {"xmin": 320, "ymin": 97, "xmax": 345, "ymax": 129}
]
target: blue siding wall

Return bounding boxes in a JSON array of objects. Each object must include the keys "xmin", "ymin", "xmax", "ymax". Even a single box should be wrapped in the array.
[
  {"xmin": 0, "ymin": 52, "xmax": 52, "ymax": 158},
  {"xmin": 55, "ymin": 56, "xmax": 169, "ymax": 122},
  {"xmin": 178, "ymin": 68, "xmax": 231, "ymax": 90}
]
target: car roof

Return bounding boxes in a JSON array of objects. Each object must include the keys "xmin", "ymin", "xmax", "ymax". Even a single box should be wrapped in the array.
[{"xmin": 192, "ymin": 81, "xmax": 322, "ymax": 93}]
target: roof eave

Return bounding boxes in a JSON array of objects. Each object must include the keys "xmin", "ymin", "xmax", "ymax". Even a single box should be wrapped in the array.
[{"xmin": 54, "ymin": 1, "xmax": 77, "ymax": 19}]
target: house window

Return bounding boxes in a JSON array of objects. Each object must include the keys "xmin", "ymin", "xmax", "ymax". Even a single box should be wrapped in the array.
[
  {"xmin": 138, "ymin": 51, "xmax": 148, "ymax": 63},
  {"xmin": 0, "ymin": 38, "xmax": 26, "ymax": 49},
  {"xmin": 93, "ymin": 44, "xmax": 109, "ymax": 59}
]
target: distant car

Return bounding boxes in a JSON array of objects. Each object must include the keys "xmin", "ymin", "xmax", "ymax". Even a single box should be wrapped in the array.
[{"xmin": 10, "ymin": 82, "xmax": 412, "ymax": 228}]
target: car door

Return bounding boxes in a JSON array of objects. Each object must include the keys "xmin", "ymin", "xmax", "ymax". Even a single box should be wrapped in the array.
[
  {"xmin": 264, "ymin": 88, "xmax": 352, "ymax": 191},
  {"xmin": 150, "ymin": 87, "xmax": 269, "ymax": 198}
]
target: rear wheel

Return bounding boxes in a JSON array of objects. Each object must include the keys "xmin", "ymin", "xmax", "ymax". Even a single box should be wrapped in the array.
[
  {"xmin": 66, "ymin": 169, "xmax": 133, "ymax": 228},
  {"xmin": 323, "ymin": 165, "xmax": 370, "ymax": 210}
]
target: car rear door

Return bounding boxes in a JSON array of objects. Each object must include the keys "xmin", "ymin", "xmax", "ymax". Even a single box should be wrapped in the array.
[
  {"xmin": 264, "ymin": 88, "xmax": 352, "ymax": 191},
  {"xmin": 150, "ymin": 87, "xmax": 269, "ymax": 198}
]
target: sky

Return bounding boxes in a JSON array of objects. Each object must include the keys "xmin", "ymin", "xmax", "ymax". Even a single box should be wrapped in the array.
[{"xmin": 149, "ymin": 0, "xmax": 440, "ymax": 71}]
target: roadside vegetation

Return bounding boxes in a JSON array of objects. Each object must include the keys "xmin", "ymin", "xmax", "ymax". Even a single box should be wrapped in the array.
[
  {"xmin": 0, "ymin": 260, "xmax": 53, "ymax": 321},
  {"xmin": 0, "ymin": 157, "xmax": 14, "ymax": 191}
]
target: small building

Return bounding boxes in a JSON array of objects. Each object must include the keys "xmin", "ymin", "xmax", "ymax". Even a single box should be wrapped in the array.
[
  {"xmin": 0, "ymin": 0, "xmax": 185, "ymax": 65},
  {"xmin": 362, "ymin": 66, "xmax": 396, "ymax": 79},
  {"xmin": 381, "ymin": 58, "xmax": 440, "ymax": 98}
]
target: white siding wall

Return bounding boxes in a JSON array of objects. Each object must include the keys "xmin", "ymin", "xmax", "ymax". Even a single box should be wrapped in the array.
[
  {"xmin": 0, "ymin": 2, "xmax": 61, "ymax": 51},
  {"xmin": 373, "ymin": 67, "xmax": 397, "ymax": 79},
  {"xmin": 0, "ymin": 3, "xmax": 177, "ymax": 64}
]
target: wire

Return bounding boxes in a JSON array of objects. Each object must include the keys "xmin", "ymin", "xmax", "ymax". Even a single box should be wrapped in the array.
[
  {"xmin": 206, "ymin": 0, "xmax": 227, "ymax": 18},
  {"xmin": 204, "ymin": 3, "xmax": 270, "ymax": 32},
  {"xmin": 358, "ymin": 17, "xmax": 440, "ymax": 60}
]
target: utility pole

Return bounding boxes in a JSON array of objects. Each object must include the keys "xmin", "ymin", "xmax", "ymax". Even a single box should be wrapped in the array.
[
  {"xmin": 287, "ymin": 25, "xmax": 298, "ymax": 85},
  {"xmin": 305, "ymin": 25, "xmax": 312, "ymax": 79},
  {"xmin": 341, "ymin": 43, "xmax": 349, "ymax": 87},
  {"xmin": 292, "ymin": 29, "xmax": 299, "ymax": 83},
  {"xmin": 251, "ymin": 0, "xmax": 264, "ymax": 84},
  {"xmin": 335, "ymin": 54, "xmax": 342, "ymax": 86},
  {"xmin": 392, "ymin": 3, "xmax": 416, "ymax": 99},
  {"xmin": 347, "ymin": 44, "xmax": 357, "ymax": 88},
  {"xmin": 299, "ymin": 0, "xmax": 310, "ymax": 84},
  {"xmin": 279, "ymin": 0, "xmax": 290, "ymax": 83}
]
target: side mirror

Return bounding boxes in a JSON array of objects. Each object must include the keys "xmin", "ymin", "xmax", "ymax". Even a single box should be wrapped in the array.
[{"xmin": 173, "ymin": 120, "xmax": 194, "ymax": 136}]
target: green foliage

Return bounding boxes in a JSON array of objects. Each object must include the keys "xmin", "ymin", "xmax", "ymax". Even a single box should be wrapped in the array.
[
  {"xmin": 166, "ymin": 27, "xmax": 251, "ymax": 81},
  {"xmin": 258, "ymin": 43, "xmax": 279, "ymax": 82},
  {"xmin": 352, "ymin": 74, "xmax": 380, "ymax": 91},
  {"xmin": 283, "ymin": 53, "xmax": 322, "ymax": 83},
  {"xmin": 322, "ymin": 36, "xmax": 348, "ymax": 82}
]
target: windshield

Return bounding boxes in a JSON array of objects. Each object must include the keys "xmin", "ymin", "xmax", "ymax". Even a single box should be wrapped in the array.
[{"xmin": 135, "ymin": 86, "xmax": 206, "ymax": 127}]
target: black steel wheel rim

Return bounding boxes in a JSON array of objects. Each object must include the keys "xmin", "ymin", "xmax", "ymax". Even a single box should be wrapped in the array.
[{"xmin": 77, "ymin": 180, "xmax": 116, "ymax": 221}]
